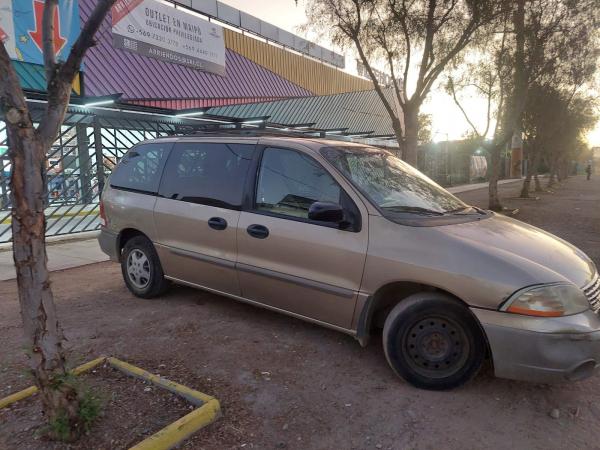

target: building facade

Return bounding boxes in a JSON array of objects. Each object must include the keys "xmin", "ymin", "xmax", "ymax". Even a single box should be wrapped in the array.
[{"xmin": 0, "ymin": 0, "xmax": 400, "ymax": 242}]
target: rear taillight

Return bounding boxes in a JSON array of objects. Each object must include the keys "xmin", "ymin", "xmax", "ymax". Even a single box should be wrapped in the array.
[{"xmin": 99, "ymin": 200, "xmax": 107, "ymax": 227}]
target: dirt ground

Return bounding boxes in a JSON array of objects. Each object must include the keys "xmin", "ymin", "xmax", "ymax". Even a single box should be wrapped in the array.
[
  {"xmin": 1, "ymin": 175, "xmax": 599, "ymax": 450},
  {"xmin": 0, "ymin": 364, "xmax": 194, "ymax": 449}
]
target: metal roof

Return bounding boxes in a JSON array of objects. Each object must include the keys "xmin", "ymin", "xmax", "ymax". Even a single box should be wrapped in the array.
[
  {"xmin": 125, "ymin": 96, "xmax": 290, "ymax": 110},
  {"xmin": 205, "ymin": 88, "xmax": 398, "ymax": 135},
  {"xmin": 79, "ymin": 0, "xmax": 312, "ymax": 102}
]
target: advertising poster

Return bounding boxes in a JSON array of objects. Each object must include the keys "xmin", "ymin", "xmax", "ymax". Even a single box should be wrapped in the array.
[{"xmin": 112, "ymin": 0, "xmax": 226, "ymax": 75}]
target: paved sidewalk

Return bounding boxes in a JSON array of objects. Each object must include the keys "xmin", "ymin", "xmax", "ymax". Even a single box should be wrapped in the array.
[
  {"xmin": 0, "ymin": 238, "xmax": 108, "ymax": 281},
  {"xmin": 447, "ymin": 177, "xmax": 522, "ymax": 194},
  {"xmin": 0, "ymin": 178, "xmax": 525, "ymax": 281}
]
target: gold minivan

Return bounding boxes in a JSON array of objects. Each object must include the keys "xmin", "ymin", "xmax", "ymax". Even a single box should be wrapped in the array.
[{"xmin": 99, "ymin": 135, "xmax": 600, "ymax": 390}]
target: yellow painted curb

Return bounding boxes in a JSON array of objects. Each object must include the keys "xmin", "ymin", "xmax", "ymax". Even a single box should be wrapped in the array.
[
  {"xmin": 130, "ymin": 398, "xmax": 221, "ymax": 450},
  {"xmin": 0, "ymin": 386, "xmax": 38, "ymax": 410},
  {"xmin": 0, "ymin": 357, "xmax": 221, "ymax": 450},
  {"xmin": 0, "ymin": 356, "xmax": 106, "ymax": 409}
]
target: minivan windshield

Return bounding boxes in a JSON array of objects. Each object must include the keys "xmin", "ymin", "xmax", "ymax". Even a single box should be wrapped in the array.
[{"xmin": 322, "ymin": 146, "xmax": 468, "ymax": 215}]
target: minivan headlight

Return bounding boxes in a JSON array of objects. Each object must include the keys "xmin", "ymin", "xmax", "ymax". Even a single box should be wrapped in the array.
[{"xmin": 502, "ymin": 283, "xmax": 589, "ymax": 317}]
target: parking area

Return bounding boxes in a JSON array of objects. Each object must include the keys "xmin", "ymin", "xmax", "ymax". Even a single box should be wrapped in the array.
[{"xmin": 1, "ymin": 176, "xmax": 600, "ymax": 449}]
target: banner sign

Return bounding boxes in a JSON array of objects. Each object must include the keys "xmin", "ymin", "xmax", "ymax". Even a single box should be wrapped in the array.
[
  {"xmin": 111, "ymin": 0, "xmax": 226, "ymax": 75},
  {"xmin": 1, "ymin": 0, "xmax": 80, "ymax": 64},
  {"xmin": 0, "ymin": 0, "xmax": 17, "ymax": 59}
]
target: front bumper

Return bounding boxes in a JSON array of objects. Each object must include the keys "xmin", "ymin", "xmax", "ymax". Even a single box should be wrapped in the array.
[
  {"xmin": 98, "ymin": 228, "xmax": 120, "ymax": 262},
  {"xmin": 472, "ymin": 308, "xmax": 600, "ymax": 383}
]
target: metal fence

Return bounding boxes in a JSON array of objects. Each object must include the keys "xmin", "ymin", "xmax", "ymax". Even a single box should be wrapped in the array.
[{"xmin": 0, "ymin": 102, "xmax": 194, "ymax": 243}]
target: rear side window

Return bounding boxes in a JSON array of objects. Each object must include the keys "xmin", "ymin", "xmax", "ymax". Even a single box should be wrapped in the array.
[
  {"xmin": 110, "ymin": 143, "xmax": 171, "ymax": 194},
  {"xmin": 159, "ymin": 142, "xmax": 255, "ymax": 209}
]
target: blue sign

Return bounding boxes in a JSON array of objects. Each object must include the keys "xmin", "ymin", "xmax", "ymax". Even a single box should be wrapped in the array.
[{"xmin": 7, "ymin": 0, "xmax": 80, "ymax": 64}]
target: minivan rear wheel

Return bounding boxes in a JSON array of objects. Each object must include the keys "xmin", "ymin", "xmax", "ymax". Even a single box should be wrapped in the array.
[
  {"xmin": 121, "ymin": 235, "xmax": 170, "ymax": 298},
  {"xmin": 382, "ymin": 293, "xmax": 485, "ymax": 390}
]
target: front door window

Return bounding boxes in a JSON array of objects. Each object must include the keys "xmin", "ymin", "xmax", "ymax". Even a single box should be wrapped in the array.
[{"xmin": 255, "ymin": 147, "xmax": 341, "ymax": 219}]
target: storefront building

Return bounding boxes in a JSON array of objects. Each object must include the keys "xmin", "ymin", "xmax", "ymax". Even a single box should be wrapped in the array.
[{"xmin": 0, "ymin": 0, "xmax": 399, "ymax": 242}]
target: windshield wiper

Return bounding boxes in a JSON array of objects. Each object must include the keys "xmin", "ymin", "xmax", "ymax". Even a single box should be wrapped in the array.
[
  {"xmin": 382, "ymin": 205, "xmax": 445, "ymax": 216},
  {"xmin": 447, "ymin": 205, "xmax": 487, "ymax": 215}
]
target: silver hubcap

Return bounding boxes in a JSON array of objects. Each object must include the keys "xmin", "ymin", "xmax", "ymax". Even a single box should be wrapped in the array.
[{"xmin": 127, "ymin": 249, "xmax": 150, "ymax": 289}]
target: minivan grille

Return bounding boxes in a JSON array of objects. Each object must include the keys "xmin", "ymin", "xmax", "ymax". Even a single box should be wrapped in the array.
[{"xmin": 584, "ymin": 274, "xmax": 600, "ymax": 313}]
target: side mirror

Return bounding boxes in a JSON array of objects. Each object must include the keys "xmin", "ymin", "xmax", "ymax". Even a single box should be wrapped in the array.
[{"xmin": 308, "ymin": 201, "xmax": 344, "ymax": 223}]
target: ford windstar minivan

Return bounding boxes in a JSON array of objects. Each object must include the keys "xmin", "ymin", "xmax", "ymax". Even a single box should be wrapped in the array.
[{"xmin": 99, "ymin": 134, "xmax": 600, "ymax": 390}]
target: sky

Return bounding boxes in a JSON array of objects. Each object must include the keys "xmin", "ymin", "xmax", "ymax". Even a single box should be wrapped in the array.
[{"xmin": 221, "ymin": 0, "xmax": 600, "ymax": 147}]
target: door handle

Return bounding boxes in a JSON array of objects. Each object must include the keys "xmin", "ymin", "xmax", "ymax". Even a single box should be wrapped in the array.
[
  {"xmin": 247, "ymin": 224, "xmax": 269, "ymax": 239},
  {"xmin": 208, "ymin": 217, "xmax": 228, "ymax": 230}
]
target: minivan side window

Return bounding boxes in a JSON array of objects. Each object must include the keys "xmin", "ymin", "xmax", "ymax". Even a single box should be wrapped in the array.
[
  {"xmin": 255, "ymin": 147, "xmax": 341, "ymax": 219},
  {"xmin": 159, "ymin": 142, "xmax": 254, "ymax": 209},
  {"xmin": 110, "ymin": 143, "xmax": 171, "ymax": 194}
]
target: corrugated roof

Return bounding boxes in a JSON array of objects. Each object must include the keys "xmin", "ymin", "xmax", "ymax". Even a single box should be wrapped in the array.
[
  {"xmin": 79, "ymin": 0, "xmax": 312, "ymax": 102},
  {"xmin": 206, "ymin": 89, "xmax": 397, "ymax": 135},
  {"xmin": 126, "ymin": 97, "xmax": 296, "ymax": 109}
]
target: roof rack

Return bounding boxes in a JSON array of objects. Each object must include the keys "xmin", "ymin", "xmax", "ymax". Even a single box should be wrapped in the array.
[
  {"xmin": 199, "ymin": 131, "xmax": 352, "ymax": 141},
  {"xmin": 169, "ymin": 118, "xmax": 396, "ymax": 147},
  {"xmin": 175, "ymin": 123, "xmax": 359, "ymax": 141}
]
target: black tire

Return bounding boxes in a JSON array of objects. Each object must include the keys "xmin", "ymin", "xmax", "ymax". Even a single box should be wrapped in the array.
[
  {"xmin": 382, "ymin": 292, "xmax": 486, "ymax": 390},
  {"xmin": 120, "ymin": 235, "xmax": 170, "ymax": 298}
]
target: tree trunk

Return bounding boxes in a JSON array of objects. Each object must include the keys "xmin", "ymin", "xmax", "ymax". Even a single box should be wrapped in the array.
[
  {"xmin": 520, "ymin": 152, "xmax": 532, "ymax": 198},
  {"xmin": 520, "ymin": 149, "xmax": 538, "ymax": 198},
  {"xmin": 560, "ymin": 160, "xmax": 569, "ymax": 180},
  {"xmin": 487, "ymin": 0, "xmax": 525, "ymax": 211},
  {"xmin": 547, "ymin": 161, "xmax": 557, "ymax": 187},
  {"xmin": 403, "ymin": 106, "xmax": 419, "ymax": 167},
  {"xmin": 556, "ymin": 158, "xmax": 565, "ymax": 182},
  {"xmin": 534, "ymin": 173, "xmax": 542, "ymax": 191},
  {"xmin": 531, "ymin": 152, "xmax": 543, "ymax": 192},
  {"xmin": 1, "ymin": 0, "xmax": 116, "ymax": 441},
  {"xmin": 8, "ymin": 123, "xmax": 83, "ymax": 440},
  {"xmin": 520, "ymin": 173, "xmax": 531, "ymax": 198},
  {"xmin": 391, "ymin": 117, "xmax": 404, "ymax": 159},
  {"xmin": 488, "ymin": 145, "xmax": 503, "ymax": 211}
]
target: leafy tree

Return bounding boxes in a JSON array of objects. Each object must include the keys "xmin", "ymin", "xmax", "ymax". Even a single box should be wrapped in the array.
[
  {"xmin": 446, "ymin": 0, "xmax": 597, "ymax": 208},
  {"xmin": 304, "ymin": 0, "xmax": 505, "ymax": 167},
  {"xmin": 0, "ymin": 0, "xmax": 116, "ymax": 440},
  {"xmin": 540, "ymin": 92, "xmax": 598, "ymax": 186},
  {"xmin": 518, "ymin": 0, "xmax": 598, "ymax": 196},
  {"xmin": 446, "ymin": 2, "xmax": 522, "ymax": 210}
]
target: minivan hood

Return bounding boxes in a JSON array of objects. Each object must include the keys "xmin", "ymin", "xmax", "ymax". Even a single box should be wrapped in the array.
[{"xmin": 440, "ymin": 213, "xmax": 596, "ymax": 289}]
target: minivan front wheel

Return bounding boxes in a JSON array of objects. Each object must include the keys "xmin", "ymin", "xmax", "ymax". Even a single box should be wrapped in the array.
[
  {"xmin": 121, "ymin": 236, "xmax": 170, "ymax": 298},
  {"xmin": 383, "ymin": 293, "xmax": 486, "ymax": 390}
]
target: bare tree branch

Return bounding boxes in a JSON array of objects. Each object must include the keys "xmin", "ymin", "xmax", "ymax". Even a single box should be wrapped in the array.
[
  {"xmin": 38, "ymin": 0, "xmax": 116, "ymax": 146},
  {"xmin": 447, "ymin": 77, "xmax": 482, "ymax": 138},
  {"xmin": 42, "ymin": 0, "xmax": 59, "ymax": 82},
  {"xmin": 349, "ymin": 0, "xmax": 402, "ymax": 129},
  {"xmin": 415, "ymin": 0, "xmax": 437, "ymax": 96}
]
